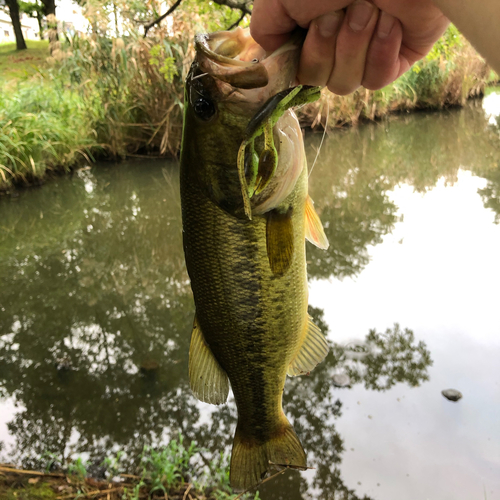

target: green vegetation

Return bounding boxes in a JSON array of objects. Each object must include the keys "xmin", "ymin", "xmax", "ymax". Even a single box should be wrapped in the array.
[
  {"xmin": 66, "ymin": 457, "xmax": 89, "ymax": 480},
  {"xmin": 0, "ymin": 40, "xmax": 49, "ymax": 81},
  {"xmin": 54, "ymin": 31, "xmax": 189, "ymax": 158},
  {"xmin": 0, "ymin": 1, "xmax": 496, "ymax": 192},
  {"xmin": 1, "ymin": 436, "xmax": 258, "ymax": 500},
  {"xmin": 1, "ymin": 482, "xmax": 57, "ymax": 500},
  {"xmin": 0, "ymin": 80, "xmax": 98, "ymax": 187},
  {"xmin": 131, "ymin": 438, "xmax": 199, "ymax": 497}
]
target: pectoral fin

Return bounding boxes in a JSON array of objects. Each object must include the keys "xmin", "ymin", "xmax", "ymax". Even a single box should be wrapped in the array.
[
  {"xmin": 288, "ymin": 315, "xmax": 329, "ymax": 376},
  {"xmin": 189, "ymin": 315, "xmax": 229, "ymax": 405},
  {"xmin": 305, "ymin": 195, "xmax": 329, "ymax": 249},
  {"xmin": 266, "ymin": 208, "xmax": 294, "ymax": 276}
]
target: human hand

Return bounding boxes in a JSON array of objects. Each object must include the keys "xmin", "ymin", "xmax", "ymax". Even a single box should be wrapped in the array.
[{"xmin": 250, "ymin": 0, "xmax": 450, "ymax": 95}]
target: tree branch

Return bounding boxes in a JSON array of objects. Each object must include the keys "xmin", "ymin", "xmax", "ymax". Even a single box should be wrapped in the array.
[
  {"xmin": 213, "ymin": 0, "xmax": 252, "ymax": 16},
  {"xmin": 143, "ymin": 0, "xmax": 183, "ymax": 37},
  {"xmin": 226, "ymin": 9, "xmax": 246, "ymax": 30}
]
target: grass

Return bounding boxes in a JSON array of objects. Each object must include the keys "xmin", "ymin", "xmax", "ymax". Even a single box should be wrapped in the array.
[
  {"xmin": 54, "ymin": 31, "xmax": 189, "ymax": 158},
  {"xmin": 1, "ymin": 22, "xmax": 191, "ymax": 191},
  {"xmin": 0, "ymin": 436, "xmax": 258, "ymax": 500},
  {"xmin": 0, "ymin": 79, "xmax": 99, "ymax": 190},
  {"xmin": 0, "ymin": 40, "xmax": 50, "ymax": 82},
  {"xmin": 1, "ymin": 482, "xmax": 56, "ymax": 500}
]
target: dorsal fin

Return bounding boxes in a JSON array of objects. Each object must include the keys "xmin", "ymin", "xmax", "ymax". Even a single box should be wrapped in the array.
[
  {"xmin": 266, "ymin": 207, "xmax": 294, "ymax": 276},
  {"xmin": 304, "ymin": 195, "xmax": 329, "ymax": 249},
  {"xmin": 288, "ymin": 315, "xmax": 329, "ymax": 377},
  {"xmin": 189, "ymin": 315, "xmax": 229, "ymax": 405}
]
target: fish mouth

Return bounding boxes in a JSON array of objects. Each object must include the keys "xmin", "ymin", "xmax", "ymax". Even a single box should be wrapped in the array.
[{"xmin": 194, "ymin": 27, "xmax": 304, "ymax": 106}]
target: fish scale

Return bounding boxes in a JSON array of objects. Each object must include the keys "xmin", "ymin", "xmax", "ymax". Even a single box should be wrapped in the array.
[{"xmin": 181, "ymin": 165, "xmax": 309, "ymax": 411}]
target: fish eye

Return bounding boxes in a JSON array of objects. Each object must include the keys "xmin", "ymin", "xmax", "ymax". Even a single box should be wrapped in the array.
[
  {"xmin": 252, "ymin": 58, "xmax": 259, "ymax": 63},
  {"xmin": 193, "ymin": 97, "xmax": 216, "ymax": 121}
]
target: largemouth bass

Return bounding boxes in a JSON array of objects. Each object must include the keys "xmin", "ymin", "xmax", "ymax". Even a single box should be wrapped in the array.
[{"xmin": 180, "ymin": 27, "xmax": 329, "ymax": 490}]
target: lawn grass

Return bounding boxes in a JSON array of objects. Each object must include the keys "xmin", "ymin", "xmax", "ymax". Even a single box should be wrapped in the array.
[{"xmin": 0, "ymin": 40, "xmax": 50, "ymax": 82}]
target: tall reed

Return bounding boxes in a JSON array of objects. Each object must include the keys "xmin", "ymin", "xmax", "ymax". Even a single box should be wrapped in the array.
[
  {"xmin": 0, "ymin": 20, "xmax": 495, "ymax": 191},
  {"xmin": 0, "ymin": 81, "xmax": 98, "ymax": 190},
  {"xmin": 52, "ymin": 12, "xmax": 197, "ymax": 159}
]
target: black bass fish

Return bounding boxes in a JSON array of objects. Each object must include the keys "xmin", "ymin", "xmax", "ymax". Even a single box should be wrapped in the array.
[{"xmin": 180, "ymin": 27, "xmax": 329, "ymax": 490}]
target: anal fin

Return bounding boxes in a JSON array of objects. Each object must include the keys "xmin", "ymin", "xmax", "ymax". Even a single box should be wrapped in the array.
[
  {"xmin": 287, "ymin": 315, "xmax": 329, "ymax": 377},
  {"xmin": 189, "ymin": 315, "xmax": 229, "ymax": 405},
  {"xmin": 305, "ymin": 195, "xmax": 329, "ymax": 249}
]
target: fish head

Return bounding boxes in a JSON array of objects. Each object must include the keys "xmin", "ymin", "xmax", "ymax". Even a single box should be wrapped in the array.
[{"xmin": 182, "ymin": 27, "xmax": 307, "ymax": 218}]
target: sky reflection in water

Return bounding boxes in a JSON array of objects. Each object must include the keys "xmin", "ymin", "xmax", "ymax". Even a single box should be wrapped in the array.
[{"xmin": 1, "ymin": 97, "xmax": 500, "ymax": 499}]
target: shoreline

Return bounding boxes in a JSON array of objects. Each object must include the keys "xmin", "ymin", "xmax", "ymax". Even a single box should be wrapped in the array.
[
  {"xmin": 0, "ymin": 29, "xmax": 496, "ymax": 193},
  {"xmin": 0, "ymin": 90, "xmax": 497, "ymax": 197},
  {"xmin": 0, "ymin": 464, "xmax": 226, "ymax": 500}
]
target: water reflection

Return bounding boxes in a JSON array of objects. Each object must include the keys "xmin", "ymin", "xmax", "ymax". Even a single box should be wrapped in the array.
[
  {"xmin": 0, "ymin": 97, "xmax": 499, "ymax": 499},
  {"xmin": 477, "ymin": 107, "xmax": 500, "ymax": 223},
  {"xmin": 0, "ymin": 161, "xmax": 433, "ymax": 497},
  {"xmin": 0, "ymin": 164, "xmax": 194, "ymax": 471},
  {"xmin": 306, "ymin": 99, "xmax": 500, "ymax": 279}
]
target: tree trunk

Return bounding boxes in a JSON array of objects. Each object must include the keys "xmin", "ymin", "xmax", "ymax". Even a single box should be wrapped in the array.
[
  {"xmin": 5, "ymin": 0, "xmax": 27, "ymax": 50},
  {"xmin": 41, "ymin": 0, "xmax": 56, "ymax": 17},
  {"xmin": 113, "ymin": 0, "xmax": 119, "ymax": 36},
  {"xmin": 41, "ymin": 0, "xmax": 57, "ymax": 40},
  {"xmin": 36, "ymin": 10, "xmax": 44, "ymax": 40}
]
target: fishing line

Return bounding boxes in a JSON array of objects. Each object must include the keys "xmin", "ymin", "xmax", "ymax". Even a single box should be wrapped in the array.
[
  {"xmin": 191, "ymin": 72, "xmax": 209, "ymax": 80},
  {"xmin": 308, "ymin": 94, "xmax": 329, "ymax": 178},
  {"xmin": 232, "ymin": 461, "xmax": 315, "ymax": 500}
]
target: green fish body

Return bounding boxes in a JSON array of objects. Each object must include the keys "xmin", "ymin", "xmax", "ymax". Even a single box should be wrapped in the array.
[{"xmin": 180, "ymin": 27, "xmax": 329, "ymax": 490}]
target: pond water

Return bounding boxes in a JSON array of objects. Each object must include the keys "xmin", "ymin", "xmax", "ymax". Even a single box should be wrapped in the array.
[{"xmin": 1, "ymin": 95, "xmax": 500, "ymax": 500}]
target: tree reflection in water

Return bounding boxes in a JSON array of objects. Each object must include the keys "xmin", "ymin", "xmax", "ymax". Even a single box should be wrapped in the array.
[
  {"xmin": 3, "ymin": 98, "xmax": 498, "ymax": 498},
  {"xmin": 0, "ymin": 161, "xmax": 432, "ymax": 500},
  {"xmin": 306, "ymin": 99, "xmax": 500, "ymax": 281},
  {"xmin": 477, "ymin": 115, "xmax": 500, "ymax": 224}
]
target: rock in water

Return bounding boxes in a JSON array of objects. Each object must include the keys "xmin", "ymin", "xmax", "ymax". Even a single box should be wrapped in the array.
[
  {"xmin": 332, "ymin": 374, "xmax": 351, "ymax": 388},
  {"xmin": 441, "ymin": 389, "xmax": 463, "ymax": 402}
]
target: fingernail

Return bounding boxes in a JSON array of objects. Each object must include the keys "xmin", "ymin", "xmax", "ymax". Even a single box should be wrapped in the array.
[
  {"xmin": 348, "ymin": 0, "xmax": 375, "ymax": 32},
  {"xmin": 316, "ymin": 11, "xmax": 342, "ymax": 38},
  {"xmin": 377, "ymin": 11, "xmax": 395, "ymax": 39}
]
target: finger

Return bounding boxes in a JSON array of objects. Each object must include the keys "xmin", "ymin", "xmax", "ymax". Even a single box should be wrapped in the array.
[
  {"xmin": 327, "ymin": 0, "xmax": 379, "ymax": 95},
  {"xmin": 297, "ymin": 10, "xmax": 345, "ymax": 86},
  {"xmin": 250, "ymin": 0, "xmax": 353, "ymax": 52},
  {"xmin": 362, "ymin": 12, "xmax": 405, "ymax": 90},
  {"xmin": 398, "ymin": 12, "xmax": 450, "ymax": 64},
  {"xmin": 250, "ymin": 0, "xmax": 297, "ymax": 52}
]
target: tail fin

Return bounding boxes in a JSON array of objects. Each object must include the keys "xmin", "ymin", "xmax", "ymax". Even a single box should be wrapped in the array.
[{"xmin": 229, "ymin": 416, "xmax": 306, "ymax": 491}]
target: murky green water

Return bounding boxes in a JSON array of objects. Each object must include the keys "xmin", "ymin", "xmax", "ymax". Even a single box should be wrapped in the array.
[{"xmin": 1, "ymin": 95, "xmax": 500, "ymax": 500}]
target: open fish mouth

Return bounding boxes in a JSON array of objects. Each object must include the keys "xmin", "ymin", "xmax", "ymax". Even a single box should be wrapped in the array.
[
  {"xmin": 187, "ymin": 27, "xmax": 321, "ymax": 220},
  {"xmin": 194, "ymin": 28, "xmax": 270, "ymax": 89},
  {"xmin": 193, "ymin": 27, "xmax": 305, "ymax": 106}
]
